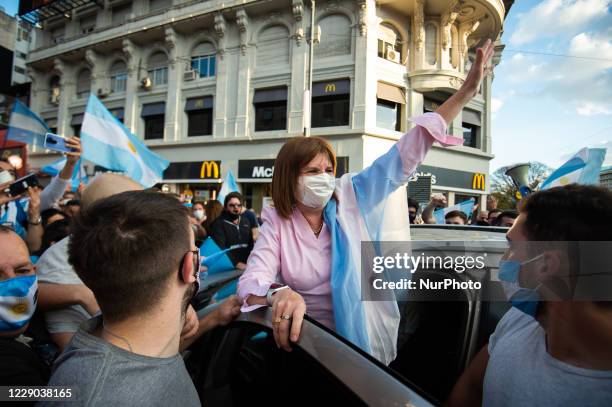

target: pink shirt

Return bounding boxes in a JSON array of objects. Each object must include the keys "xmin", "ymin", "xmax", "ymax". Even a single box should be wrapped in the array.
[
  {"xmin": 238, "ymin": 207, "xmax": 335, "ymax": 329},
  {"xmin": 237, "ymin": 112, "xmax": 459, "ymax": 332}
]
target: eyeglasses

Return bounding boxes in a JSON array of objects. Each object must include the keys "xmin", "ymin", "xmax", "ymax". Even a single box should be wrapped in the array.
[
  {"xmin": 228, "ymin": 203, "xmax": 242, "ymax": 208},
  {"xmin": 178, "ymin": 249, "xmax": 201, "ymax": 276}
]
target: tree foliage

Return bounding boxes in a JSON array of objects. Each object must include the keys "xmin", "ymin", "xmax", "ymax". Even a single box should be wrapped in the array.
[{"xmin": 490, "ymin": 162, "xmax": 553, "ymax": 209}]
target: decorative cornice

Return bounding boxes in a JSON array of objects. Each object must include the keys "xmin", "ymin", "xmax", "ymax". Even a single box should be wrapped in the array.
[
  {"xmin": 236, "ymin": 9, "xmax": 249, "ymax": 55},
  {"xmin": 292, "ymin": 0, "xmax": 304, "ymax": 21}
]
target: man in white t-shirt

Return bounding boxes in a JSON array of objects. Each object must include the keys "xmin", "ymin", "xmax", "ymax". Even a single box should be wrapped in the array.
[{"xmin": 448, "ymin": 184, "xmax": 612, "ymax": 407}]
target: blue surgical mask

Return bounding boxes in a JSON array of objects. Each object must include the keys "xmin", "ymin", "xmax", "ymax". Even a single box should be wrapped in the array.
[
  {"xmin": 0, "ymin": 275, "xmax": 38, "ymax": 332},
  {"xmin": 499, "ymin": 254, "xmax": 544, "ymax": 317}
]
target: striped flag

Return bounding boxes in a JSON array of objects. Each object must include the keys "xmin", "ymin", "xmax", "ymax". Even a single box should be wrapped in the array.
[
  {"xmin": 81, "ymin": 95, "xmax": 169, "ymax": 187},
  {"xmin": 433, "ymin": 199, "xmax": 475, "ymax": 224},
  {"xmin": 217, "ymin": 169, "xmax": 240, "ymax": 204},
  {"xmin": 41, "ymin": 157, "xmax": 88, "ymax": 191},
  {"xmin": 540, "ymin": 148, "xmax": 607, "ymax": 190},
  {"xmin": 7, "ymin": 100, "xmax": 49, "ymax": 146}
]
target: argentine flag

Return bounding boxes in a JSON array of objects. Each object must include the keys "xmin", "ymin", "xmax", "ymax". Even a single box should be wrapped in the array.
[
  {"xmin": 540, "ymin": 148, "xmax": 607, "ymax": 190},
  {"xmin": 7, "ymin": 100, "xmax": 49, "ymax": 146},
  {"xmin": 217, "ymin": 169, "xmax": 240, "ymax": 204},
  {"xmin": 433, "ymin": 199, "xmax": 475, "ymax": 224},
  {"xmin": 41, "ymin": 157, "xmax": 88, "ymax": 191},
  {"xmin": 81, "ymin": 95, "xmax": 169, "ymax": 187}
]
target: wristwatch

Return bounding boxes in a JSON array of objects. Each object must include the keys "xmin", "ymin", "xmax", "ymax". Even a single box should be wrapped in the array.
[
  {"xmin": 28, "ymin": 216, "xmax": 42, "ymax": 226},
  {"xmin": 266, "ymin": 284, "xmax": 289, "ymax": 306}
]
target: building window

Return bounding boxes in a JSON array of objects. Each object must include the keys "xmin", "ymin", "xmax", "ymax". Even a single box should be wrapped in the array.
[
  {"xmin": 425, "ymin": 23, "xmax": 438, "ymax": 65},
  {"xmin": 462, "ymin": 109, "xmax": 481, "ymax": 148},
  {"xmin": 377, "ymin": 23, "xmax": 402, "ymax": 63},
  {"xmin": 71, "ymin": 114, "xmax": 83, "ymax": 138},
  {"xmin": 142, "ymin": 102, "xmax": 165, "ymax": 140},
  {"xmin": 112, "ymin": 3, "xmax": 132, "ymax": 25},
  {"xmin": 147, "ymin": 52, "xmax": 168, "ymax": 86},
  {"xmin": 315, "ymin": 14, "xmax": 351, "ymax": 58},
  {"xmin": 49, "ymin": 76, "xmax": 61, "ymax": 105},
  {"xmin": 76, "ymin": 69, "xmax": 91, "ymax": 99},
  {"xmin": 185, "ymin": 97, "xmax": 213, "ymax": 137},
  {"xmin": 14, "ymin": 66, "xmax": 26, "ymax": 75},
  {"xmin": 377, "ymin": 100, "xmax": 401, "ymax": 132},
  {"xmin": 110, "ymin": 60, "xmax": 127, "ymax": 93},
  {"xmin": 257, "ymin": 25, "xmax": 290, "ymax": 67},
  {"xmin": 150, "ymin": 0, "xmax": 171, "ymax": 12},
  {"xmin": 110, "ymin": 108, "xmax": 124, "ymax": 124},
  {"xmin": 376, "ymin": 82, "xmax": 404, "ymax": 131},
  {"xmin": 311, "ymin": 79, "xmax": 350, "ymax": 128},
  {"xmin": 253, "ymin": 87, "xmax": 288, "ymax": 132},
  {"xmin": 190, "ymin": 43, "xmax": 216, "ymax": 79},
  {"xmin": 79, "ymin": 15, "xmax": 96, "ymax": 34}
]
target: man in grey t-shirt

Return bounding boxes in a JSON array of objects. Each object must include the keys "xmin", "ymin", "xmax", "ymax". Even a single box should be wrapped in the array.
[
  {"xmin": 43, "ymin": 189, "xmax": 242, "ymax": 406},
  {"xmin": 447, "ymin": 185, "xmax": 612, "ymax": 406}
]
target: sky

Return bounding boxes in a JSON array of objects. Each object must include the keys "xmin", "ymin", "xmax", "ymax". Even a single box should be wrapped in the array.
[
  {"xmin": 1, "ymin": 0, "xmax": 610, "ymax": 171},
  {"xmin": 490, "ymin": 0, "xmax": 611, "ymax": 170}
]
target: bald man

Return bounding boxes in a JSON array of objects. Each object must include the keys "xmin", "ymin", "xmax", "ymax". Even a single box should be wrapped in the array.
[{"xmin": 36, "ymin": 174, "xmax": 143, "ymax": 350}]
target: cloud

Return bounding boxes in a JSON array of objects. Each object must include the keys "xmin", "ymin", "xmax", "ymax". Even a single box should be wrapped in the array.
[
  {"xmin": 491, "ymin": 98, "xmax": 504, "ymax": 113},
  {"xmin": 499, "ymin": 30, "xmax": 612, "ymax": 116},
  {"xmin": 577, "ymin": 102, "xmax": 612, "ymax": 116},
  {"xmin": 510, "ymin": 0, "xmax": 611, "ymax": 45}
]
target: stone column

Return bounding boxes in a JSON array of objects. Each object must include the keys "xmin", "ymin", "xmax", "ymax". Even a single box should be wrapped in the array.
[
  {"xmin": 213, "ymin": 12, "xmax": 228, "ymax": 138},
  {"xmin": 353, "ymin": 0, "xmax": 376, "ymax": 131},
  {"xmin": 164, "ymin": 27, "xmax": 183, "ymax": 141},
  {"xmin": 234, "ymin": 8, "xmax": 251, "ymax": 138},
  {"xmin": 53, "ymin": 58, "xmax": 74, "ymax": 138},
  {"xmin": 122, "ymin": 38, "xmax": 140, "ymax": 134},
  {"xmin": 288, "ymin": 0, "xmax": 307, "ymax": 133}
]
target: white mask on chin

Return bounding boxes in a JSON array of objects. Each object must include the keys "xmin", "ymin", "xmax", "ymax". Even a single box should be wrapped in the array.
[{"xmin": 297, "ymin": 173, "xmax": 335, "ymax": 209}]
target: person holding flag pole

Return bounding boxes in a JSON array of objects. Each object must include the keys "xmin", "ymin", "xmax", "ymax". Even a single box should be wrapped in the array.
[{"xmin": 238, "ymin": 39, "xmax": 496, "ymax": 363}]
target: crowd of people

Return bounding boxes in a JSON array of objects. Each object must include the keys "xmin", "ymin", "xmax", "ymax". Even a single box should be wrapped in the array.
[{"xmin": 0, "ymin": 38, "xmax": 610, "ymax": 406}]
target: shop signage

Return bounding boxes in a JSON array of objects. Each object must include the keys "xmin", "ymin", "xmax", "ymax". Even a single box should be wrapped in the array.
[
  {"xmin": 412, "ymin": 165, "xmax": 487, "ymax": 191},
  {"xmin": 238, "ymin": 157, "xmax": 349, "ymax": 180},
  {"xmin": 163, "ymin": 161, "xmax": 222, "ymax": 180}
]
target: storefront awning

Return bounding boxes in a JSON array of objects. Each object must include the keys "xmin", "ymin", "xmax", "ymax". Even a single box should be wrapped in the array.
[
  {"xmin": 253, "ymin": 87, "xmax": 288, "ymax": 104},
  {"xmin": 185, "ymin": 96, "xmax": 213, "ymax": 111},
  {"xmin": 377, "ymin": 82, "xmax": 405, "ymax": 105},
  {"xmin": 463, "ymin": 109, "xmax": 481, "ymax": 126},
  {"xmin": 141, "ymin": 102, "xmax": 166, "ymax": 118}
]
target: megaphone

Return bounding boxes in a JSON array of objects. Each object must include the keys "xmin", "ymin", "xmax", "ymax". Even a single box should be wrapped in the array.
[{"xmin": 505, "ymin": 163, "xmax": 531, "ymax": 199}]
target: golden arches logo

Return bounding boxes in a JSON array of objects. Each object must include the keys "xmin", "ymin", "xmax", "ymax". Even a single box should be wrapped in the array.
[
  {"xmin": 324, "ymin": 83, "xmax": 336, "ymax": 93},
  {"xmin": 200, "ymin": 161, "xmax": 219, "ymax": 179},
  {"xmin": 472, "ymin": 173, "xmax": 486, "ymax": 190}
]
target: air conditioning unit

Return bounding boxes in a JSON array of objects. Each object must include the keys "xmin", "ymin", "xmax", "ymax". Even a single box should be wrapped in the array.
[
  {"xmin": 141, "ymin": 77, "xmax": 152, "ymax": 90},
  {"xmin": 97, "ymin": 88, "xmax": 110, "ymax": 97},
  {"xmin": 183, "ymin": 70, "xmax": 197, "ymax": 81},
  {"xmin": 386, "ymin": 44, "xmax": 400, "ymax": 63},
  {"xmin": 50, "ymin": 87, "xmax": 60, "ymax": 105}
]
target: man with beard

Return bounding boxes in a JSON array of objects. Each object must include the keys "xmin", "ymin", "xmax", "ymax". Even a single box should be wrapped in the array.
[
  {"xmin": 209, "ymin": 192, "xmax": 254, "ymax": 270},
  {"xmin": 43, "ymin": 191, "xmax": 239, "ymax": 405}
]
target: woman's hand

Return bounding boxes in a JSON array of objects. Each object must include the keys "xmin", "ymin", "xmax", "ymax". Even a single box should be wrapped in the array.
[
  {"xmin": 271, "ymin": 288, "xmax": 306, "ymax": 351},
  {"xmin": 461, "ymin": 38, "xmax": 495, "ymax": 98}
]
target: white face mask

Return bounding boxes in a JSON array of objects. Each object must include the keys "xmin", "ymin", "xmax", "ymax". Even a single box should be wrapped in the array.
[
  {"xmin": 297, "ymin": 173, "xmax": 335, "ymax": 209},
  {"xmin": 193, "ymin": 209, "xmax": 205, "ymax": 220}
]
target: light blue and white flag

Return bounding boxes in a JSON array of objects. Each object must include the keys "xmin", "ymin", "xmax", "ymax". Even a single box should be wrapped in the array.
[
  {"xmin": 6, "ymin": 100, "xmax": 49, "ymax": 146},
  {"xmin": 81, "ymin": 95, "xmax": 169, "ymax": 187},
  {"xmin": 0, "ymin": 275, "xmax": 38, "ymax": 332},
  {"xmin": 217, "ymin": 169, "xmax": 240, "ymax": 204},
  {"xmin": 540, "ymin": 147, "xmax": 607, "ymax": 190},
  {"xmin": 432, "ymin": 199, "xmax": 475, "ymax": 224},
  {"xmin": 41, "ymin": 157, "xmax": 88, "ymax": 191}
]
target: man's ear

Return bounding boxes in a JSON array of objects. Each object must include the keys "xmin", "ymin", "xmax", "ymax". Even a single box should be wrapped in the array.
[
  {"xmin": 179, "ymin": 252, "xmax": 197, "ymax": 285},
  {"xmin": 539, "ymin": 250, "xmax": 572, "ymax": 300}
]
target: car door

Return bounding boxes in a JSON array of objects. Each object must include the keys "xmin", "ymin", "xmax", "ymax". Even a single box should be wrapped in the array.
[{"xmin": 185, "ymin": 307, "xmax": 436, "ymax": 407}]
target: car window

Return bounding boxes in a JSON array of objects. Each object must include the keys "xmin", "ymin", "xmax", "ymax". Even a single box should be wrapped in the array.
[
  {"xmin": 190, "ymin": 322, "xmax": 367, "ymax": 407},
  {"xmin": 389, "ymin": 270, "xmax": 474, "ymax": 403}
]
